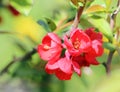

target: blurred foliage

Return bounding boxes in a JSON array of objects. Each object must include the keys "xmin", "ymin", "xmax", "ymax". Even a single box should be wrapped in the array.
[
  {"xmin": 10, "ymin": 0, "xmax": 33, "ymax": 15},
  {"xmin": 0, "ymin": 0, "xmax": 120, "ymax": 92}
]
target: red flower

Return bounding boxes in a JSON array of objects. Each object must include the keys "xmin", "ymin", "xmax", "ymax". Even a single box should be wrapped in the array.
[
  {"xmin": 85, "ymin": 28, "xmax": 103, "ymax": 65},
  {"xmin": 45, "ymin": 51, "xmax": 73, "ymax": 80},
  {"xmin": 45, "ymin": 50, "xmax": 83, "ymax": 80},
  {"xmin": 37, "ymin": 28, "xmax": 103, "ymax": 80},
  {"xmin": 64, "ymin": 28, "xmax": 91, "ymax": 56},
  {"xmin": 38, "ymin": 33, "xmax": 62, "ymax": 61}
]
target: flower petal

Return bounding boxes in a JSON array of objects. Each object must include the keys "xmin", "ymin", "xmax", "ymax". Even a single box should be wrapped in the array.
[
  {"xmin": 72, "ymin": 61, "xmax": 81, "ymax": 75},
  {"xmin": 45, "ymin": 60, "xmax": 59, "ymax": 74},
  {"xmin": 58, "ymin": 57, "xmax": 72, "ymax": 74},
  {"xmin": 55, "ymin": 69, "xmax": 72, "ymax": 80},
  {"xmin": 48, "ymin": 33, "xmax": 61, "ymax": 44},
  {"xmin": 38, "ymin": 45, "xmax": 61, "ymax": 61},
  {"xmin": 85, "ymin": 28, "xmax": 102, "ymax": 41},
  {"xmin": 85, "ymin": 54, "xmax": 99, "ymax": 65},
  {"xmin": 92, "ymin": 40, "xmax": 103, "ymax": 56}
]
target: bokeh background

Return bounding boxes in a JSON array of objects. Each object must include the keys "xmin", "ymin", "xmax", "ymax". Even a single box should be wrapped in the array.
[{"xmin": 0, "ymin": 0, "xmax": 120, "ymax": 92}]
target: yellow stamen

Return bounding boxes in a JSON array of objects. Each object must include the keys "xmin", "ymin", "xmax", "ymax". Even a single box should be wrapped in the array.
[
  {"xmin": 44, "ymin": 45, "xmax": 50, "ymax": 50},
  {"xmin": 73, "ymin": 38, "xmax": 80, "ymax": 49}
]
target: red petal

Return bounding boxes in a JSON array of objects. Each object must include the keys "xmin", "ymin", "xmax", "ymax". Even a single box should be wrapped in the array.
[
  {"xmin": 42, "ymin": 35, "xmax": 51, "ymax": 46},
  {"xmin": 38, "ymin": 45, "xmax": 61, "ymax": 61},
  {"xmin": 92, "ymin": 40, "xmax": 103, "ymax": 56},
  {"xmin": 64, "ymin": 36, "xmax": 73, "ymax": 49},
  {"xmin": 85, "ymin": 54, "xmax": 99, "ymax": 65},
  {"xmin": 48, "ymin": 33, "xmax": 61, "ymax": 44},
  {"xmin": 58, "ymin": 57, "xmax": 72, "ymax": 74},
  {"xmin": 85, "ymin": 28, "xmax": 102, "ymax": 41},
  {"xmin": 45, "ymin": 60, "xmax": 59, "ymax": 74},
  {"xmin": 55, "ymin": 69, "xmax": 72, "ymax": 80},
  {"xmin": 72, "ymin": 61, "xmax": 81, "ymax": 75},
  {"xmin": 69, "ymin": 29, "xmax": 92, "ymax": 53}
]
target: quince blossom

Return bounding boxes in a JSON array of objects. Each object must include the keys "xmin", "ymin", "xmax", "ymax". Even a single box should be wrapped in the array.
[
  {"xmin": 38, "ymin": 33, "xmax": 62, "ymax": 61},
  {"xmin": 38, "ymin": 28, "xmax": 103, "ymax": 80}
]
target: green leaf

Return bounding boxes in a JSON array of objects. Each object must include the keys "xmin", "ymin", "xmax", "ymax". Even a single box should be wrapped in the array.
[
  {"xmin": 105, "ymin": 0, "xmax": 118, "ymax": 12},
  {"xmin": 37, "ymin": 20, "xmax": 51, "ymax": 32},
  {"xmin": 84, "ymin": 5, "xmax": 106, "ymax": 14},
  {"xmin": 88, "ymin": 17, "xmax": 113, "ymax": 42},
  {"xmin": 103, "ymin": 42, "xmax": 116, "ymax": 51},
  {"xmin": 45, "ymin": 18, "xmax": 57, "ymax": 32},
  {"xmin": 104, "ymin": 0, "xmax": 112, "ymax": 10},
  {"xmin": 70, "ymin": 0, "xmax": 84, "ymax": 6},
  {"xmin": 10, "ymin": 0, "xmax": 34, "ymax": 15},
  {"xmin": 90, "ymin": 0, "xmax": 106, "ymax": 7},
  {"xmin": 70, "ymin": 0, "xmax": 84, "ymax": 8}
]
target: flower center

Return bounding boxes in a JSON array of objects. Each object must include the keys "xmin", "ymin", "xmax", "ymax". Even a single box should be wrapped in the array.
[
  {"xmin": 73, "ymin": 38, "xmax": 80, "ymax": 49},
  {"xmin": 43, "ymin": 45, "xmax": 50, "ymax": 50}
]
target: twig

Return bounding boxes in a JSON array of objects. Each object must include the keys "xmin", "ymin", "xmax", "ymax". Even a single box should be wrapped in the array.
[
  {"xmin": 65, "ymin": 1, "xmax": 86, "ymax": 35},
  {"xmin": 103, "ymin": 0, "xmax": 120, "ymax": 74},
  {"xmin": 110, "ymin": 0, "xmax": 120, "ymax": 30},
  {"xmin": 0, "ymin": 47, "xmax": 37, "ymax": 75},
  {"xmin": 0, "ymin": 31, "xmax": 17, "ymax": 34},
  {"xmin": 54, "ymin": 3, "xmax": 86, "ymax": 33},
  {"xmin": 71, "ymin": 5, "xmax": 85, "ymax": 29},
  {"xmin": 54, "ymin": 21, "xmax": 73, "ymax": 32},
  {"xmin": 103, "ymin": 51, "xmax": 115, "ymax": 74}
]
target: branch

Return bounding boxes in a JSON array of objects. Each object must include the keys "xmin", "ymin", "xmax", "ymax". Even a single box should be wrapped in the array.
[
  {"xmin": 0, "ymin": 47, "xmax": 37, "ymax": 75},
  {"xmin": 71, "ymin": 6, "xmax": 85, "ymax": 29},
  {"xmin": 103, "ymin": 0, "xmax": 120, "ymax": 74},
  {"xmin": 65, "ymin": 2, "xmax": 86, "ymax": 35},
  {"xmin": 103, "ymin": 51, "xmax": 115, "ymax": 74},
  {"xmin": 0, "ymin": 31, "xmax": 17, "ymax": 34},
  {"xmin": 110, "ymin": 0, "xmax": 120, "ymax": 29}
]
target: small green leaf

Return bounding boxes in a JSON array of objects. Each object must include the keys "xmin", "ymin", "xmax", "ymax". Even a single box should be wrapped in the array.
[
  {"xmin": 10, "ymin": 0, "xmax": 34, "ymax": 15},
  {"xmin": 104, "ymin": 0, "xmax": 112, "ymax": 10},
  {"xmin": 90, "ymin": 0, "xmax": 106, "ymax": 7},
  {"xmin": 70, "ymin": 0, "xmax": 84, "ymax": 7},
  {"xmin": 84, "ymin": 5, "xmax": 106, "ymax": 14},
  {"xmin": 88, "ymin": 17, "xmax": 113, "ymax": 42},
  {"xmin": 37, "ymin": 20, "xmax": 51, "ymax": 32},
  {"xmin": 105, "ymin": 0, "xmax": 118, "ymax": 12},
  {"xmin": 103, "ymin": 42, "xmax": 116, "ymax": 51},
  {"xmin": 45, "ymin": 18, "xmax": 56, "ymax": 32}
]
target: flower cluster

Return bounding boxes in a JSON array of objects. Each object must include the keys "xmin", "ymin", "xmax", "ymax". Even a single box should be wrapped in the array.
[{"xmin": 38, "ymin": 28, "xmax": 103, "ymax": 80}]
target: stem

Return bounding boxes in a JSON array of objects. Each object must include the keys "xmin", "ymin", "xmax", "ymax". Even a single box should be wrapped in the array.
[
  {"xmin": 0, "ymin": 47, "xmax": 37, "ymax": 75},
  {"xmin": 72, "ymin": 6, "xmax": 85, "ymax": 29},
  {"xmin": 110, "ymin": 0, "xmax": 120, "ymax": 30},
  {"xmin": 105, "ymin": 51, "xmax": 115, "ymax": 74},
  {"xmin": 103, "ymin": 0, "xmax": 120, "ymax": 74},
  {"xmin": 70, "ymin": 1, "xmax": 86, "ymax": 31},
  {"xmin": 54, "ymin": 21, "xmax": 73, "ymax": 32},
  {"xmin": 54, "ymin": 4, "xmax": 85, "ymax": 33}
]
